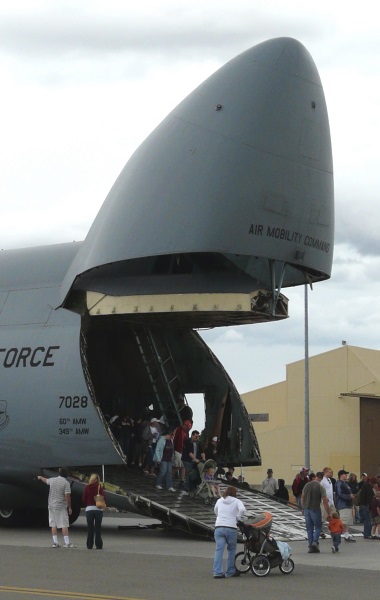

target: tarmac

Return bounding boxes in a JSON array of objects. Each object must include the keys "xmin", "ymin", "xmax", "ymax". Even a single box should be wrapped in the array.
[{"xmin": 0, "ymin": 512, "xmax": 379, "ymax": 600}]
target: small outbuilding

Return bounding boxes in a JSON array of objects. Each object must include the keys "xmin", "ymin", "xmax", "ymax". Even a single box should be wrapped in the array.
[{"xmin": 242, "ymin": 345, "xmax": 380, "ymax": 487}]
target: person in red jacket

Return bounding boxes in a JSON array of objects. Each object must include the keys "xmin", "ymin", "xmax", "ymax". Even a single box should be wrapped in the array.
[
  {"xmin": 328, "ymin": 511, "xmax": 344, "ymax": 553},
  {"xmin": 173, "ymin": 420, "xmax": 192, "ymax": 484},
  {"xmin": 82, "ymin": 473, "xmax": 106, "ymax": 550}
]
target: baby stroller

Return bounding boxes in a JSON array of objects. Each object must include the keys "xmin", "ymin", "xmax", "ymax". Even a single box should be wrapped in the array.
[
  {"xmin": 235, "ymin": 512, "xmax": 294, "ymax": 577},
  {"xmin": 192, "ymin": 459, "xmax": 220, "ymax": 504}
]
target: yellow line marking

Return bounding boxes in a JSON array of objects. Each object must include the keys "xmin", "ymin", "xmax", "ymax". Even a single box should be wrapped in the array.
[{"xmin": 0, "ymin": 587, "xmax": 144, "ymax": 600}]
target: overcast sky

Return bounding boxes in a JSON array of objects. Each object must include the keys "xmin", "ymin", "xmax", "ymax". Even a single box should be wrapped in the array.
[{"xmin": 1, "ymin": 0, "xmax": 380, "ymax": 428}]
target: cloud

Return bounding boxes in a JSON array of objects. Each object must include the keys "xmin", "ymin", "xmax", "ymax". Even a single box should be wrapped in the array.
[{"xmin": 1, "ymin": 0, "xmax": 380, "ymax": 395}]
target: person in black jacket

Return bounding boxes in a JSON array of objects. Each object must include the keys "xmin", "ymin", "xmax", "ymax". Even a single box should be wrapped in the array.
[
  {"xmin": 274, "ymin": 478, "xmax": 289, "ymax": 504},
  {"xmin": 182, "ymin": 430, "xmax": 205, "ymax": 493},
  {"xmin": 358, "ymin": 476, "xmax": 376, "ymax": 538}
]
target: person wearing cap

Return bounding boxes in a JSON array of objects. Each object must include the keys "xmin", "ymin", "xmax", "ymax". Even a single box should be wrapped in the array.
[
  {"xmin": 301, "ymin": 471, "xmax": 330, "ymax": 553},
  {"xmin": 204, "ymin": 436, "xmax": 219, "ymax": 462},
  {"xmin": 292, "ymin": 468, "xmax": 309, "ymax": 509},
  {"xmin": 262, "ymin": 469, "xmax": 278, "ymax": 496},
  {"xmin": 335, "ymin": 470, "xmax": 356, "ymax": 542}
]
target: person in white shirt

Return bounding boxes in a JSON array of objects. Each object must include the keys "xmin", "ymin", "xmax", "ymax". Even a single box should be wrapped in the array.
[
  {"xmin": 262, "ymin": 468, "xmax": 278, "ymax": 495},
  {"xmin": 321, "ymin": 467, "xmax": 335, "ymax": 513},
  {"xmin": 320, "ymin": 466, "xmax": 335, "ymax": 537},
  {"xmin": 213, "ymin": 486, "xmax": 245, "ymax": 578}
]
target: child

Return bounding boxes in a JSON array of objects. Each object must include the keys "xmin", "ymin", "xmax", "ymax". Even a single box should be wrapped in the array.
[
  {"xmin": 204, "ymin": 466, "xmax": 221, "ymax": 498},
  {"xmin": 328, "ymin": 511, "xmax": 344, "ymax": 553}
]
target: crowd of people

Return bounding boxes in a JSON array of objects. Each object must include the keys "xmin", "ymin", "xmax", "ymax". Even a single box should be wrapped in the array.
[
  {"xmin": 105, "ymin": 397, "xmax": 254, "ymax": 498},
  {"xmin": 260, "ymin": 466, "xmax": 380, "ymax": 553},
  {"xmin": 37, "ymin": 394, "xmax": 380, "ymax": 563}
]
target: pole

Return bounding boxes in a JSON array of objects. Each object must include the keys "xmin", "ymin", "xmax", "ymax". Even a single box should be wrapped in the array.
[
  {"xmin": 304, "ymin": 284, "xmax": 310, "ymax": 469},
  {"xmin": 238, "ymin": 427, "xmax": 243, "ymax": 478}
]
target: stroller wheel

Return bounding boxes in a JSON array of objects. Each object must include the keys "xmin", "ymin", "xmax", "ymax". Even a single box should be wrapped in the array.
[
  {"xmin": 279, "ymin": 558, "xmax": 294, "ymax": 574},
  {"xmin": 250, "ymin": 554, "xmax": 271, "ymax": 577},
  {"xmin": 234, "ymin": 551, "xmax": 251, "ymax": 574}
]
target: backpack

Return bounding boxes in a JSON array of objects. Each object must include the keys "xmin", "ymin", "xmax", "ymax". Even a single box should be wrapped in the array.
[{"xmin": 292, "ymin": 476, "xmax": 301, "ymax": 496}]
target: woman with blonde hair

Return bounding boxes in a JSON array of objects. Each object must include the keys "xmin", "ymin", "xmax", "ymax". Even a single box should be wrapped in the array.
[
  {"xmin": 82, "ymin": 473, "xmax": 106, "ymax": 550},
  {"xmin": 213, "ymin": 486, "xmax": 246, "ymax": 578}
]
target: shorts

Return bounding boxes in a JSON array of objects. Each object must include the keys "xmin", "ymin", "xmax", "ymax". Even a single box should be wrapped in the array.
[
  {"xmin": 371, "ymin": 515, "xmax": 380, "ymax": 525},
  {"xmin": 49, "ymin": 507, "xmax": 69, "ymax": 529},
  {"xmin": 173, "ymin": 451, "xmax": 183, "ymax": 468},
  {"xmin": 339, "ymin": 508, "xmax": 353, "ymax": 526}
]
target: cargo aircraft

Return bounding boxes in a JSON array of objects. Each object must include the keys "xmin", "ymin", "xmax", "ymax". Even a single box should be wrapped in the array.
[{"xmin": 0, "ymin": 37, "xmax": 334, "ymax": 526}]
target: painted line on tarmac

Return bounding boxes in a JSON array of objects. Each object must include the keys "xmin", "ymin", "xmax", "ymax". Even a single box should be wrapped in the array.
[{"xmin": 0, "ymin": 587, "xmax": 144, "ymax": 600}]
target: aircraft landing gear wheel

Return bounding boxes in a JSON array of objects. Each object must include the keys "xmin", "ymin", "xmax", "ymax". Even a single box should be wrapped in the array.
[
  {"xmin": 0, "ymin": 508, "xmax": 25, "ymax": 527},
  {"xmin": 279, "ymin": 558, "xmax": 294, "ymax": 574},
  {"xmin": 234, "ymin": 550, "xmax": 252, "ymax": 574},
  {"xmin": 69, "ymin": 502, "xmax": 81, "ymax": 525},
  {"xmin": 250, "ymin": 554, "xmax": 271, "ymax": 577}
]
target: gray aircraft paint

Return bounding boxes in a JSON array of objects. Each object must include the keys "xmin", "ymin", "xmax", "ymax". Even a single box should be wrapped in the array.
[
  {"xmin": 0, "ymin": 37, "xmax": 333, "ymax": 524},
  {"xmin": 61, "ymin": 37, "xmax": 333, "ymax": 302}
]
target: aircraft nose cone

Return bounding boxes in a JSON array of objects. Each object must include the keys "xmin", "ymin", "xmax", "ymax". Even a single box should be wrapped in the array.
[{"xmin": 61, "ymin": 37, "xmax": 333, "ymax": 303}]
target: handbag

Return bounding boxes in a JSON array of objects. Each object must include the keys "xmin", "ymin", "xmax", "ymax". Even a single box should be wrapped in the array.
[{"xmin": 94, "ymin": 484, "xmax": 106, "ymax": 509}]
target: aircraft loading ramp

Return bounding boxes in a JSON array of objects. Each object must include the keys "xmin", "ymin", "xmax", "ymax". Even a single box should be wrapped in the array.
[{"xmin": 54, "ymin": 466, "xmax": 308, "ymax": 541}]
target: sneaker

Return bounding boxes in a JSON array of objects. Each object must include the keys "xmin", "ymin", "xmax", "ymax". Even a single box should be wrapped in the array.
[
  {"xmin": 331, "ymin": 546, "xmax": 336, "ymax": 553},
  {"xmin": 213, "ymin": 575, "xmax": 225, "ymax": 579},
  {"xmin": 155, "ymin": 485, "xmax": 163, "ymax": 490},
  {"xmin": 181, "ymin": 490, "xmax": 189, "ymax": 495},
  {"xmin": 63, "ymin": 543, "xmax": 77, "ymax": 548},
  {"xmin": 227, "ymin": 571, "xmax": 240, "ymax": 578},
  {"xmin": 52, "ymin": 543, "xmax": 61, "ymax": 548},
  {"xmin": 320, "ymin": 532, "xmax": 327, "ymax": 539},
  {"xmin": 168, "ymin": 487, "xmax": 176, "ymax": 492},
  {"xmin": 344, "ymin": 536, "xmax": 356, "ymax": 542},
  {"xmin": 311, "ymin": 541, "xmax": 320, "ymax": 553},
  {"xmin": 335, "ymin": 547, "xmax": 339, "ymax": 552}
]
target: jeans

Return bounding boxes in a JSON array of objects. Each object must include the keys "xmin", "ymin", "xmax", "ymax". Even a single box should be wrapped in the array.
[
  {"xmin": 361, "ymin": 505, "xmax": 372, "ymax": 538},
  {"xmin": 213, "ymin": 527, "xmax": 237, "ymax": 577},
  {"xmin": 147, "ymin": 443, "xmax": 157, "ymax": 467},
  {"xmin": 358, "ymin": 504, "xmax": 366, "ymax": 523},
  {"xmin": 183, "ymin": 461, "xmax": 193, "ymax": 492},
  {"xmin": 332, "ymin": 532, "xmax": 341, "ymax": 549},
  {"xmin": 156, "ymin": 461, "xmax": 173, "ymax": 489},
  {"xmin": 86, "ymin": 509, "xmax": 103, "ymax": 549},
  {"xmin": 304, "ymin": 508, "xmax": 322, "ymax": 545}
]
